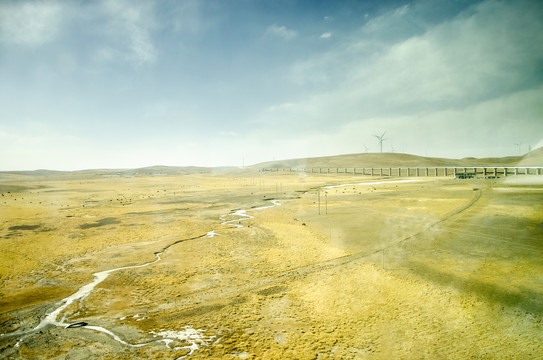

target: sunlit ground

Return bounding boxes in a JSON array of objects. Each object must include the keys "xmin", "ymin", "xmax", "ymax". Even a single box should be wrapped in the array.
[{"xmin": 1, "ymin": 171, "xmax": 542, "ymax": 359}]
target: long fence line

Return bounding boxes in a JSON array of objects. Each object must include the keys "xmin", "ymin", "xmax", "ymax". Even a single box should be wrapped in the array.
[{"xmin": 260, "ymin": 166, "xmax": 543, "ymax": 177}]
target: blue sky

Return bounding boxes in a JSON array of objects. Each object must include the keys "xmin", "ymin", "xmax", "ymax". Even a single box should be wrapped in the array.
[{"xmin": 1, "ymin": 0, "xmax": 542, "ymax": 170}]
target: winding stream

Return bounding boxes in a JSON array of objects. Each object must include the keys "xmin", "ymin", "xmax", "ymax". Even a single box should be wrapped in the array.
[
  {"xmin": 3, "ymin": 178, "xmax": 421, "ymax": 357},
  {"xmin": 1, "ymin": 199, "xmax": 282, "ymax": 358}
]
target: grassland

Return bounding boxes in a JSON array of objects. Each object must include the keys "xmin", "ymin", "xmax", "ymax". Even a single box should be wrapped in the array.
[{"xmin": 1, "ymin": 160, "xmax": 542, "ymax": 359}]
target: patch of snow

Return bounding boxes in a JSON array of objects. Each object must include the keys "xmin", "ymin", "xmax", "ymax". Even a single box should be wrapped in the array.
[{"xmin": 150, "ymin": 327, "xmax": 216, "ymax": 355}]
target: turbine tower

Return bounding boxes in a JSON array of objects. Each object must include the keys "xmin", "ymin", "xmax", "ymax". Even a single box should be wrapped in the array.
[{"xmin": 374, "ymin": 132, "xmax": 388, "ymax": 153}]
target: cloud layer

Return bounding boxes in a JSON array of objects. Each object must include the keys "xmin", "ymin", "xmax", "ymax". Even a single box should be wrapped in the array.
[
  {"xmin": 0, "ymin": 0, "xmax": 542, "ymax": 170},
  {"xmin": 0, "ymin": 1, "xmax": 62, "ymax": 46},
  {"xmin": 254, "ymin": 0, "xmax": 543, "ymax": 154}
]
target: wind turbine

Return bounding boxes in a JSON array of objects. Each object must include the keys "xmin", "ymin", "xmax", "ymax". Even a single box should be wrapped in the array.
[
  {"xmin": 515, "ymin": 142, "xmax": 522, "ymax": 155},
  {"xmin": 374, "ymin": 132, "xmax": 388, "ymax": 153},
  {"xmin": 363, "ymin": 144, "xmax": 369, "ymax": 153}
]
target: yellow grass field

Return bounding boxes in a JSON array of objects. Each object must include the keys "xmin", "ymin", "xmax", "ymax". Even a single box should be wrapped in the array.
[{"xmin": 1, "ymin": 167, "xmax": 542, "ymax": 359}]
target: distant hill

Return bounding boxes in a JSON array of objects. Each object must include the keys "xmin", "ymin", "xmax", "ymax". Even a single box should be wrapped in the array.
[
  {"xmin": 1, "ymin": 148, "xmax": 541, "ymax": 178},
  {"xmin": 517, "ymin": 147, "xmax": 543, "ymax": 166},
  {"xmin": 253, "ymin": 148, "xmax": 543, "ymax": 169},
  {"xmin": 0, "ymin": 169, "xmax": 70, "ymax": 176},
  {"xmin": 0, "ymin": 166, "xmax": 220, "ymax": 180}
]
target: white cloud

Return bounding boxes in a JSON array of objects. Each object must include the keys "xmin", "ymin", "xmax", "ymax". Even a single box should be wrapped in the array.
[
  {"xmin": 0, "ymin": 1, "xmax": 62, "ymax": 46},
  {"xmin": 129, "ymin": 27, "xmax": 156, "ymax": 64},
  {"xmin": 252, "ymin": 0, "xmax": 543, "ymax": 159},
  {"xmin": 265, "ymin": 24, "xmax": 297, "ymax": 40},
  {"xmin": 275, "ymin": 0, "xmax": 543, "ymax": 121},
  {"xmin": 170, "ymin": 0, "xmax": 207, "ymax": 34},
  {"xmin": 251, "ymin": 85, "xmax": 543, "ymax": 160},
  {"xmin": 99, "ymin": 0, "xmax": 157, "ymax": 65},
  {"xmin": 95, "ymin": 46, "xmax": 120, "ymax": 62},
  {"xmin": 320, "ymin": 32, "xmax": 332, "ymax": 39},
  {"xmin": 0, "ymin": 0, "xmax": 160, "ymax": 66},
  {"xmin": 355, "ymin": 0, "xmax": 543, "ymax": 111},
  {"xmin": 333, "ymin": 86, "xmax": 543, "ymax": 158}
]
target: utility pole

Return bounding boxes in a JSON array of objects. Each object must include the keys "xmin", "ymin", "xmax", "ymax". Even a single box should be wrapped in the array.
[{"xmin": 318, "ymin": 190, "xmax": 321, "ymax": 215}]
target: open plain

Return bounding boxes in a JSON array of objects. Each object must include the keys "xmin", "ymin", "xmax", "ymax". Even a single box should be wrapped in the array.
[{"xmin": 1, "ymin": 159, "xmax": 543, "ymax": 359}]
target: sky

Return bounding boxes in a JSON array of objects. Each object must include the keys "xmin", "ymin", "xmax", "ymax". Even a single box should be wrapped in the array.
[{"xmin": 0, "ymin": 0, "xmax": 542, "ymax": 171}]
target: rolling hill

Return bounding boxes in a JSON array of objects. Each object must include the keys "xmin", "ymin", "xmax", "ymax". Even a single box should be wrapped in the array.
[
  {"xmin": 1, "ymin": 148, "xmax": 541, "ymax": 178},
  {"xmin": 252, "ymin": 148, "xmax": 543, "ymax": 169}
]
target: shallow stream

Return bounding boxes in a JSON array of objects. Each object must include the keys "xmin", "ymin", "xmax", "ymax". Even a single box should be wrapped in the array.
[{"xmin": 1, "ymin": 200, "xmax": 282, "ymax": 358}]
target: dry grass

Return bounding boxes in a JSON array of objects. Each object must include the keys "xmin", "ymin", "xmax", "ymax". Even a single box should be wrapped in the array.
[{"xmin": 1, "ymin": 171, "xmax": 542, "ymax": 359}]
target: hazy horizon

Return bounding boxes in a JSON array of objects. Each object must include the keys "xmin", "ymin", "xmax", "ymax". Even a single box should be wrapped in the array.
[
  {"xmin": 1, "ymin": 148, "xmax": 542, "ymax": 173},
  {"xmin": 1, "ymin": 0, "xmax": 542, "ymax": 171}
]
